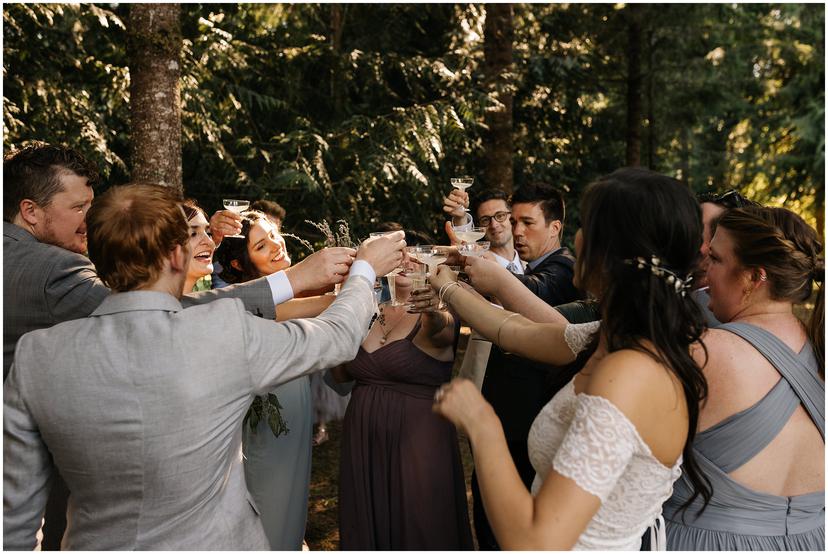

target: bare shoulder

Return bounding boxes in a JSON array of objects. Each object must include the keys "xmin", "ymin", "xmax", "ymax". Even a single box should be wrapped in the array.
[
  {"xmin": 695, "ymin": 327, "xmax": 764, "ymax": 382},
  {"xmin": 585, "ymin": 348, "xmax": 678, "ymax": 408},
  {"xmin": 584, "ymin": 348, "xmax": 688, "ymax": 462}
]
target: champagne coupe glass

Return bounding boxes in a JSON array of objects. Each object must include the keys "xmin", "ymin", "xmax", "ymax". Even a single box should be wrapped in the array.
[
  {"xmin": 472, "ymin": 241, "xmax": 490, "ymax": 257},
  {"xmin": 453, "ymin": 226, "xmax": 486, "ymax": 244},
  {"xmin": 405, "ymin": 246, "xmax": 445, "ymax": 311},
  {"xmin": 450, "ymin": 176, "xmax": 474, "ymax": 212},
  {"xmin": 222, "ymin": 199, "xmax": 250, "ymax": 237},
  {"xmin": 413, "ymin": 245, "xmax": 447, "ymax": 276}
]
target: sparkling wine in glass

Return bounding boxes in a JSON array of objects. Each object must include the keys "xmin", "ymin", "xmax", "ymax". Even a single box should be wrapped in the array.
[
  {"xmin": 222, "ymin": 199, "xmax": 250, "ymax": 237},
  {"xmin": 460, "ymin": 240, "xmax": 490, "ymax": 258},
  {"xmin": 419, "ymin": 248, "xmax": 448, "ymax": 275},
  {"xmin": 454, "ymin": 226, "xmax": 486, "ymax": 244},
  {"xmin": 450, "ymin": 176, "xmax": 474, "ymax": 212}
]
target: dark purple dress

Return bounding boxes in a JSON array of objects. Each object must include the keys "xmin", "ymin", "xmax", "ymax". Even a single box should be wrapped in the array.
[{"xmin": 339, "ymin": 318, "xmax": 473, "ymax": 550}]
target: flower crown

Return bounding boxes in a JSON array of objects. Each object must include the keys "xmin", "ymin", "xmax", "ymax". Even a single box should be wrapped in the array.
[{"xmin": 623, "ymin": 255, "xmax": 693, "ymax": 297}]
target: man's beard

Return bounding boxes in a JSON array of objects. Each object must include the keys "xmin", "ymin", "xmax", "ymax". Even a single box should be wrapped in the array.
[
  {"xmin": 487, "ymin": 231, "xmax": 511, "ymax": 250},
  {"xmin": 41, "ymin": 216, "xmax": 87, "ymax": 255}
]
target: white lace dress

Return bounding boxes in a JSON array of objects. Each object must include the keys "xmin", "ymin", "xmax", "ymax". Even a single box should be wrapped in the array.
[{"xmin": 526, "ymin": 322, "xmax": 682, "ymax": 550}]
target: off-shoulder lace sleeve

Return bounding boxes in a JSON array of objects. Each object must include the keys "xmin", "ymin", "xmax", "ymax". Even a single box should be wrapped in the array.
[
  {"xmin": 563, "ymin": 321, "xmax": 601, "ymax": 356},
  {"xmin": 551, "ymin": 393, "xmax": 639, "ymax": 502}
]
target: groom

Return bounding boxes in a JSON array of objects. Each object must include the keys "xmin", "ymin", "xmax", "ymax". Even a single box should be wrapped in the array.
[{"xmin": 3, "ymin": 183, "xmax": 405, "ymax": 550}]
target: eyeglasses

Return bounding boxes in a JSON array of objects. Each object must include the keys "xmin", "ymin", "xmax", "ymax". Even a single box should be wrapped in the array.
[{"xmin": 479, "ymin": 211, "xmax": 511, "ymax": 227}]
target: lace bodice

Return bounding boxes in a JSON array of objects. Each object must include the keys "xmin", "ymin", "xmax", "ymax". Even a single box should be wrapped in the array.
[{"xmin": 528, "ymin": 379, "xmax": 682, "ymax": 550}]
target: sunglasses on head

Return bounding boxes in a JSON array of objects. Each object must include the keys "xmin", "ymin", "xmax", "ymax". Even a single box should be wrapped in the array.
[{"xmin": 699, "ymin": 190, "xmax": 754, "ymax": 209}]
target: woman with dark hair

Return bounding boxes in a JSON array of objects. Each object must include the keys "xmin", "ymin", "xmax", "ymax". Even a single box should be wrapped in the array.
[
  {"xmin": 213, "ymin": 210, "xmax": 333, "ymax": 551},
  {"xmin": 328, "ymin": 229, "xmax": 473, "ymax": 550},
  {"xmin": 660, "ymin": 205, "xmax": 824, "ymax": 550},
  {"xmin": 427, "ymin": 167, "xmax": 710, "ymax": 550}
]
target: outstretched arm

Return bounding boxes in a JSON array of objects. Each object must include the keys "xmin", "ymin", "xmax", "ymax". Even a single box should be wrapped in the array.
[
  {"xmin": 430, "ymin": 266, "xmax": 576, "ymax": 366},
  {"xmin": 275, "ymin": 295, "xmax": 335, "ymax": 321},
  {"xmin": 464, "ymin": 256, "xmax": 568, "ymax": 324}
]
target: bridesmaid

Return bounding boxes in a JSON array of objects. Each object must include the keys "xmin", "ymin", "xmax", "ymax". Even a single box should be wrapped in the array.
[
  {"xmin": 214, "ymin": 210, "xmax": 333, "ymax": 550},
  {"xmin": 330, "ymin": 243, "xmax": 473, "ymax": 550},
  {"xmin": 660, "ymin": 206, "xmax": 824, "ymax": 550}
]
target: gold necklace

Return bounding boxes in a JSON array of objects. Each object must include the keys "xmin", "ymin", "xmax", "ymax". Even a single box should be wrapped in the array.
[{"xmin": 377, "ymin": 306, "xmax": 406, "ymax": 345}]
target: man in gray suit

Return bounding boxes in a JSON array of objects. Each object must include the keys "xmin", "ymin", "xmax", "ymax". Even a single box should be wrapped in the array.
[
  {"xmin": 2, "ymin": 143, "xmax": 362, "ymax": 548},
  {"xmin": 3, "ymin": 144, "xmax": 354, "ymax": 550},
  {"xmin": 3, "ymin": 143, "xmax": 356, "ymax": 381},
  {"xmin": 3, "ymin": 183, "xmax": 405, "ymax": 550}
]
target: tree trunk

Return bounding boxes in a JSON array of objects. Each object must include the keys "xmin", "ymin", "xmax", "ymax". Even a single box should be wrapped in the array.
[
  {"xmin": 127, "ymin": 4, "xmax": 182, "ymax": 192},
  {"xmin": 646, "ymin": 30, "xmax": 656, "ymax": 170},
  {"xmin": 483, "ymin": 3, "xmax": 514, "ymax": 193},
  {"xmin": 681, "ymin": 127, "xmax": 691, "ymax": 187},
  {"xmin": 330, "ymin": 4, "xmax": 346, "ymax": 117},
  {"xmin": 625, "ymin": 4, "xmax": 642, "ymax": 168}
]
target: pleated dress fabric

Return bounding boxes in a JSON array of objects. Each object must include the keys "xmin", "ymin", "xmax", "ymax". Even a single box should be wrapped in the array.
[{"xmin": 338, "ymin": 318, "xmax": 473, "ymax": 550}]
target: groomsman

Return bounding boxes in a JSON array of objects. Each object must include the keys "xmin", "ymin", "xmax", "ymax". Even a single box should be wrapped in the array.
[
  {"xmin": 3, "ymin": 182, "xmax": 405, "ymax": 550},
  {"xmin": 2, "ymin": 143, "xmax": 360, "ymax": 548},
  {"xmin": 445, "ymin": 187, "xmax": 523, "ymax": 273}
]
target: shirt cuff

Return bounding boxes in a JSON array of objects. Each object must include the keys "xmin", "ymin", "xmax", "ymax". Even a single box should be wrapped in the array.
[
  {"xmin": 348, "ymin": 260, "xmax": 376, "ymax": 285},
  {"xmin": 453, "ymin": 212, "xmax": 474, "ymax": 231},
  {"xmin": 266, "ymin": 271, "xmax": 294, "ymax": 305}
]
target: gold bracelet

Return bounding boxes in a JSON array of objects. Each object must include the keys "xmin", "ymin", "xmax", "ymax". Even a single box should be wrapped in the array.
[
  {"xmin": 439, "ymin": 281, "xmax": 461, "ymax": 305},
  {"xmin": 496, "ymin": 312, "xmax": 521, "ymax": 353}
]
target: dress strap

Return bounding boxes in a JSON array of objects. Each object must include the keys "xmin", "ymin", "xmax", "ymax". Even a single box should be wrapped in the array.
[
  {"xmin": 404, "ymin": 314, "xmax": 423, "ymax": 341},
  {"xmin": 695, "ymin": 378, "xmax": 800, "ymax": 471},
  {"xmin": 717, "ymin": 322, "xmax": 824, "ymax": 439}
]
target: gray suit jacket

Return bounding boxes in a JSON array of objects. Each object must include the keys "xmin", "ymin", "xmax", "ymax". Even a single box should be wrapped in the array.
[
  {"xmin": 3, "ymin": 222, "xmax": 276, "ymax": 380},
  {"xmin": 3, "ymin": 275, "xmax": 374, "ymax": 550}
]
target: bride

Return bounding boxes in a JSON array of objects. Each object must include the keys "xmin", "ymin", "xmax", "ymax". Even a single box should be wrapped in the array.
[{"xmin": 426, "ymin": 167, "xmax": 711, "ymax": 550}]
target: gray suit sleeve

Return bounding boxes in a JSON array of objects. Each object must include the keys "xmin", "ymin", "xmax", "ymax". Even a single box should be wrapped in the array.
[
  {"xmin": 242, "ymin": 275, "xmax": 374, "ymax": 394},
  {"xmin": 3, "ymin": 362, "xmax": 53, "ymax": 550},
  {"xmin": 181, "ymin": 277, "xmax": 277, "ymax": 320},
  {"xmin": 45, "ymin": 254, "xmax": 111, "ymax": 321}
]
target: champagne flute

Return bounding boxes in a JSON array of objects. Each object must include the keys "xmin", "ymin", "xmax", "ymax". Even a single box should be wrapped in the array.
[
  {"xmin": 450, "ymin": 176, "xmax": 474, "ymax": 212},
  {"xmin": 222, "ymin": 199, "xmax": 250, "ymax": 237}
]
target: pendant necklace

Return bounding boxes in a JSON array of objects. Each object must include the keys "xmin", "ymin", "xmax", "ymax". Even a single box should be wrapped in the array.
[{"xmin": 377, "ymin": 306, "xmax": 405, "ymax": 345}]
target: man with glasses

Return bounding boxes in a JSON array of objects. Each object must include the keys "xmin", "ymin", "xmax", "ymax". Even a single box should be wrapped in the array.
[{"xmin": 444, "ymin": 187, "xmax": 523, "ymax": 274}]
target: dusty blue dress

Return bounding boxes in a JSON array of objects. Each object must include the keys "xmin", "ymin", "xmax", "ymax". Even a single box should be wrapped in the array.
[
  {"xmin": 213, "ymin": 279, "xmax": 312, "ymax": 550},
  {"xmin": 242, "ymin": 375, "xmax": 312, "ymax": 550},
  {"xmin": 661, "ymin": 322, "xmax": 824, "ymax": 550}
]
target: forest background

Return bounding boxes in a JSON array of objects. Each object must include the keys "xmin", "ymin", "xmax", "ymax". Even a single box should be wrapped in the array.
[
  {"xmin": 3, "ymin": 3, "xmax": 824, "ymax": 549},
  {"xmin": 3, "ymin": 2, "xmax": 824, "ymax": 252}
]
